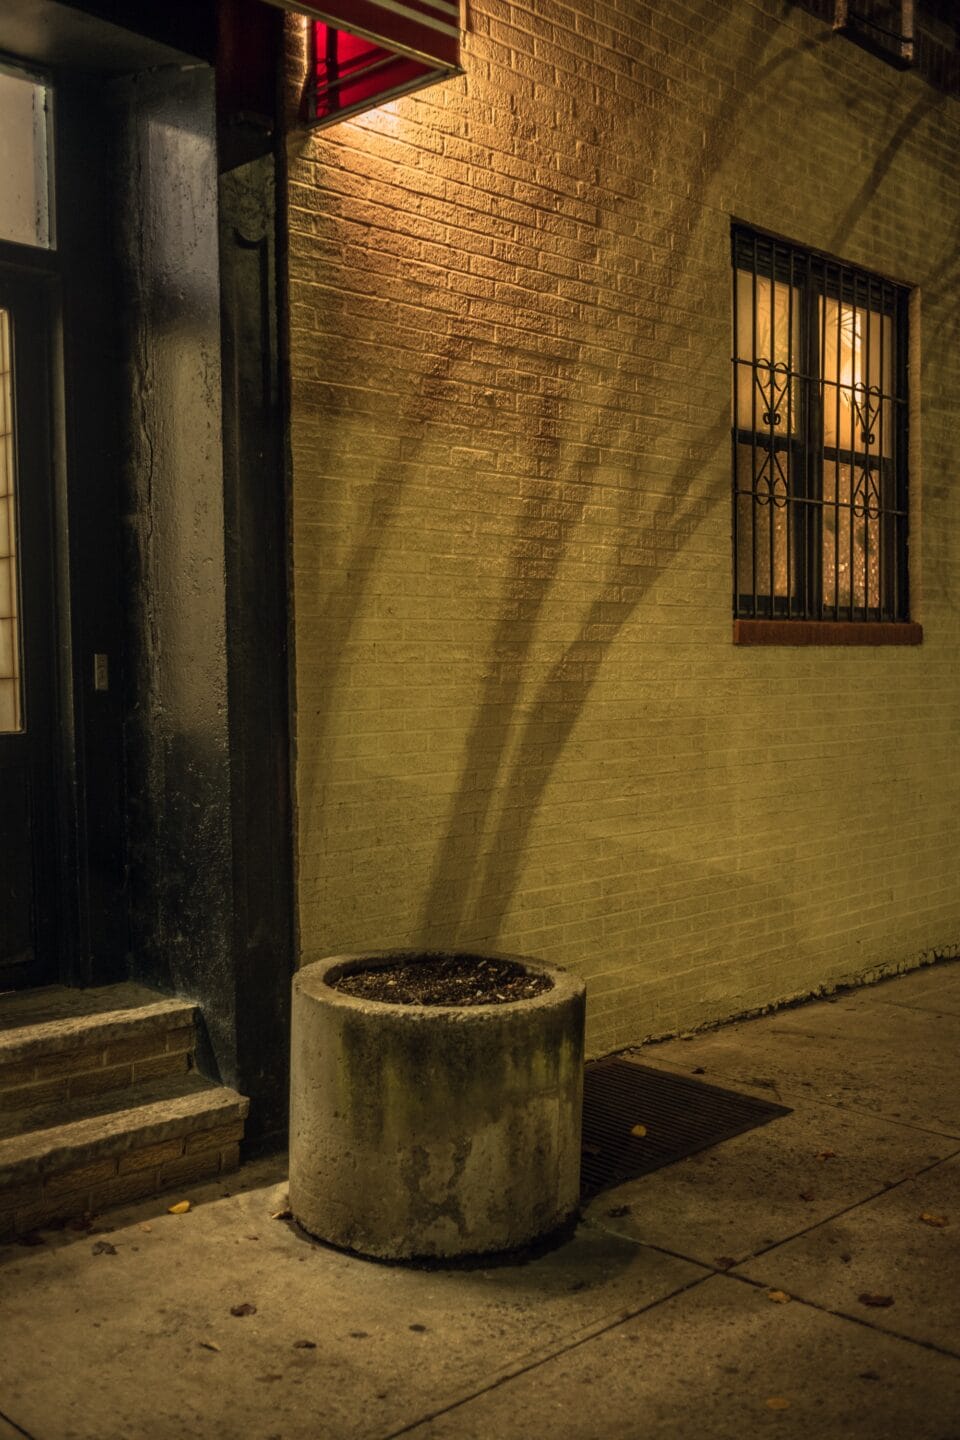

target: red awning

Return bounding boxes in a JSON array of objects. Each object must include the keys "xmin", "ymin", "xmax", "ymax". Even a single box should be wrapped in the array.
[{"xmin": 265, "ymin": 0, "xmax": 461, "ymax": 125}]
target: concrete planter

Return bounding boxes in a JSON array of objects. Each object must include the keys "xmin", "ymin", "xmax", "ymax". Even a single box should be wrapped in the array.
[{"xmin": 289, "ymin": 950, "xmax": 586, "ymax": 1261}]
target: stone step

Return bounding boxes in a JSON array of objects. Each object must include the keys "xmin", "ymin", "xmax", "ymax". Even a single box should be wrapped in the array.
[
  {"xmin": 0, "ymin": 1070, "xmax": 250, "ymax": 1238},
  {"xmin": 0, "ymin": 983, "xmax": 198, "ymax": 1112}
]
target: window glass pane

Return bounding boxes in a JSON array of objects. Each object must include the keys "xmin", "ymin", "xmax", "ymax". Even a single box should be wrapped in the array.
[
  {"xmin": 0, "ymin": 68, "xmax": 53, "ymax": 250},
  {"xmin": 820, "ymin": 299, "xmax": 893, "ymax": 458},
  {"xmin": 821, "ymin": 462, "xmax": 882, "ymax": 613},
  {"xmin": 0, "ymin": 309, "xmax": 22, "ymax": 732},
  {"xmin": 734, "ymin": 271, "xmax": 801, "ymax": 436},
  {"xmin": 735, "ymin": 442, "xmax": 795, "ymax": 608}
]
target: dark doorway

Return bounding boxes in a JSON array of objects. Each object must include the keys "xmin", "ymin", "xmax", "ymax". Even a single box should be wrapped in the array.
[
  {"xmin": 0, "ymin": 270, "xmax": 59, "ymax": 990},
  {"xmin": 0, "ymin": 1, "xmax": 294, "ymax": 1150}
]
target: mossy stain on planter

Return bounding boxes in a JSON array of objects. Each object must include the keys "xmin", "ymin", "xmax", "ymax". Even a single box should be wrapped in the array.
[{"xmin": 290, "ymin": 951, "xmax": 586, "ymax": 1259}]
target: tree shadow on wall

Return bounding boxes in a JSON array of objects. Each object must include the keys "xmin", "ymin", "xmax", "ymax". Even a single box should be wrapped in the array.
[
  {"xmin": 415, "ymin": 3, "xmax": 820, "ymax": 947},
  {"xmin": 294, "ymin": 328, "xmax": 475, "ymax": 833}
]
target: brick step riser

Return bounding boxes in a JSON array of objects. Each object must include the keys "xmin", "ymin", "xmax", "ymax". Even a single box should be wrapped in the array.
[
  {"xmin": 0, "ymin": 1120, "xmax": 243, "ymax": 1239},
  {"xmin": 0, "ymin": 1026, "xmax": 196, "ymax": 1112}
]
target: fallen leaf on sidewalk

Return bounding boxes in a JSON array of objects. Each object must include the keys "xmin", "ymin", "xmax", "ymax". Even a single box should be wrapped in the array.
[
  {"xmin": 198, "ymin": 1341, "xmax": 221, "ymax": 1353},
  {"xmin": 272, "ymin": 1208, "xmax": 292, "ymax": 1221},
  {"xmin": 919, "ymin": 1212, "xmax": 949, "ymax": 1228},
  {"xmin": 91, "ymin": 1241, "xmax": 117, "ymax": 1256},
  {"xmin": 765, "ymin": 1397, "xmax": 790, "ymax": 1410},
  {"xmin": 167, "ymin": 1201, "xmax": 191, "ymax": 1215},
  {"xmin": 230, "ymin": 1303, "xmax": 257, "ymax": 1317},
  {"xmin": 293, "ymin": 1340, "xmax": 316, "ymax": 1349},
  {"xmin": 630, "ymin": 1124, "xmax": 647, "ymax": 1138},
  {"xmin": 858, "ymin": 1293, "xmax": 894, "ymax": 1308},
  {"xmin": 766, "ymin": 1290, "xmax": 791, "ymax": 1304},
  {"xmin": 815, "ymin": 1150, "xmax": 837, "ymax": 1161},
  {"xmin": 138, "ymin": 1223, "xmax": 153, "ymax": 1234}
]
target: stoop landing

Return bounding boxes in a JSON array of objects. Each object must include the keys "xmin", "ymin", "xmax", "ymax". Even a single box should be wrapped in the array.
[{"xmin": 0, "ymin": 983, "xmax": 249, "ymax": 1238}]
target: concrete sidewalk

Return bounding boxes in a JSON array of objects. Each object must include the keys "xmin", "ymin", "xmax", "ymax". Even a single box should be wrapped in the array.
[{"xmin": 1, "ymin": 961, "xmax": 959, "ymax": 1440}]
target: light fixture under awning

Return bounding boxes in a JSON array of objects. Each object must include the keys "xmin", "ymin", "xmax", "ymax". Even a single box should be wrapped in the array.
[{"xmin": 265, "ymin": 0, "xmax": 462, "ymax": 126}]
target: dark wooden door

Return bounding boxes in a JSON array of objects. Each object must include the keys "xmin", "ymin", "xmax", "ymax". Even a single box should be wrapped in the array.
[{"xmin": 0, "ymin": 274, "xmax": 58, "ymax": 990}]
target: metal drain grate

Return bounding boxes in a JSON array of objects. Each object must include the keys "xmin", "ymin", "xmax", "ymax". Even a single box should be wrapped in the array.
[{"xmin": 580, "ymin": 1057, "xmax": 791, "ymax": 1198}]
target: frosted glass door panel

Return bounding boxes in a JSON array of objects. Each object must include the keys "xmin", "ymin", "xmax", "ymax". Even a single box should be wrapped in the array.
[
  {"xmin": 0, "ymin": 310, "xmax": 22, "ymax": 732},
  {"xmin": 0, "ymin": 69, "xmax": 53, "ymax": 249}
]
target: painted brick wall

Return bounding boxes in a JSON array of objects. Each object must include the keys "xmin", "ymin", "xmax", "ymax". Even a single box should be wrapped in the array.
[{"xmin": 283, "ymin": 0, "xmax": 960, "ymax": 1054}]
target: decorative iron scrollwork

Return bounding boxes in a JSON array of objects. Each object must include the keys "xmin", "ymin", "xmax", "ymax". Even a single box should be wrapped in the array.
[
  {"xmin": 851, "ymin": 465, "xmax": 882, "ymax": 521},
  {"xmin": 851, "ymin": 381, "xmax": 882, "ymax": 450},
  {"xmin": 754, "ymin": 358, "xmax": 791, "ymax": 431},
  {"xmin": 753, "ymin": 447, "xmax": 789, "ymax": 509}
]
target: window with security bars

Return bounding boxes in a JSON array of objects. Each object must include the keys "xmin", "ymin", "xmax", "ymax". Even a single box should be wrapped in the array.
[{"xmin": 732, "ymin": 228, "xmax": 910, "ymax": 622}]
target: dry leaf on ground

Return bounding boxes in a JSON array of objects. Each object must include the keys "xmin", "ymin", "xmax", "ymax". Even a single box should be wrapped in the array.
[
  {"xmin": 919, "ymin": 1212, "xmax": 949, "ymax": 1228},
  {"xmin": 766, "ymin": 1290, "xmax": 791, "ymax": 1304},
  {"xmin": 630, "ymin": 1124, "xmax": 647, "ymax": 1138},
  {"xmin": 138, "ymin": 1223, "xmax": 153, "ymax": 1233},
  {"xmin": 91, "ymin": 1240, "xmax": 117, "ymax": 1256},
  {"xmin": 167, "ymin": 1200, "xmax": 191, "ymax": 1215},
  {"xmin": 272, "ymin": 1207, "xmax": 293, "ymax": 1221},
  {"xmin": 765, "ymin": 1398, "xmax": 791, "ymax": 1411},
  {"xmin": 815, "ymin": 1150, "xmax": 837, "ymax": 1161},
  {"xmin": 230, "ymin": 1302, "xmax": 257, "ymax": 1317},
  {"xmin": 858, "ymin": 1293, "xmax": 894, "ymax": 1308},
  {"xmin": 198, "ymin": 1341, "xmax": 221, "ymax": 1352}
]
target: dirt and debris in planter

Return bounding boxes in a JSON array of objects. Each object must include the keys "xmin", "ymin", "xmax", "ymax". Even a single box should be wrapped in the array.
[{"xmin": 333, "ymin": 954, "xmax": 552, "ymax": 1007}]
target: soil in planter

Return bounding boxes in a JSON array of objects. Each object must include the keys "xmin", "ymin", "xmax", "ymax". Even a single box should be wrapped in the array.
[{"xmin": 333, "ymin": 954, "xmax": 552, "ymax": 1007}]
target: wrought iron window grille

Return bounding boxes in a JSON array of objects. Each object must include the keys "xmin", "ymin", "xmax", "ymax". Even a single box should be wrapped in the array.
[
  {"xmin": 792, "ymin": 2, "xmax": 959, "ymax": 95},
  {"xmin": 731, "ymin": 227, "xmax": 910, "ymax": 624},
  {"xmin": 834, "ymin": 0, "xmax": 915, "ymax": 67}
]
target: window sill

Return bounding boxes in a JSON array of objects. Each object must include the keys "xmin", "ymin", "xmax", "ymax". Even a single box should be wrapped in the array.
[{"xmin": 733, "ymin": 620, "xmax": 923, "ymax": 646}]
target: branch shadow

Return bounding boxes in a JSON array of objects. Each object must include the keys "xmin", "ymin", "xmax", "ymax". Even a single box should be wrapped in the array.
[{"xmin": 416, "ymin": 1, "xmax": 796, "ymax": 944}]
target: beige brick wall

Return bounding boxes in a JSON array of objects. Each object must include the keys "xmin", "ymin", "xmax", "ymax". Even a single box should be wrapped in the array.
[{"xmin": 283, "ymin": 0, "xmax": 960, "ymax": 1054}]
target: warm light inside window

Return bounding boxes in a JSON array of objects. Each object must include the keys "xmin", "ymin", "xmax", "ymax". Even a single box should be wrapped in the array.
[
  {"xmin": 732, "ymin": 230, "xmax": 907, "ymax": 622},
  {"xmin": 820, "ymin": 298, "xmax": 894, "ymax": 458},
  {"xmin": 734, "ymin": 273, "xmax": 800, "ymax": 436}
]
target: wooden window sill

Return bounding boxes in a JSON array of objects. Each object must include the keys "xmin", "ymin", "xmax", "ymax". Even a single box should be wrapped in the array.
[{"xmin": 733, "ymin": 620, "xmax": 923, "ymax": 646}]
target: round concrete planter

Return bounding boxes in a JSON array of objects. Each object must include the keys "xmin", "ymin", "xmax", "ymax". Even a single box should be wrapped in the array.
[{"xmin": 289, "ymin": 950, "xmax": 586, "ymax": 1262}]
